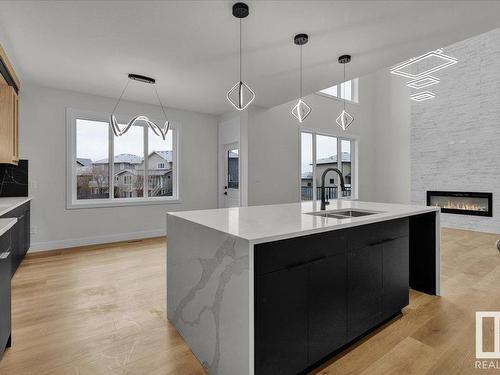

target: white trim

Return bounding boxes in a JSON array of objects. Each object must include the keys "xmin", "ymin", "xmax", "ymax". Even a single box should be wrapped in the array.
[
  {"xmin": 66, "ymin": 107, "xmax": 181, "ymax": 209},
  {"xmin": 29, "ymin": 229, "xmax": 166, "ymax": 253}
]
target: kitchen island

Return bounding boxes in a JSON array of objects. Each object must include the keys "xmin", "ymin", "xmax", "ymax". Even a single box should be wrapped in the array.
[{"xmin": 166, "ymin": 200, "xmax": 440, "ymax": 375}]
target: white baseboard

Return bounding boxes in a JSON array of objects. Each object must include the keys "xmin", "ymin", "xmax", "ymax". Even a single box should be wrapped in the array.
[{"xmin": 29, "ymin": 229, "xmax": 166, "ymax": 253}]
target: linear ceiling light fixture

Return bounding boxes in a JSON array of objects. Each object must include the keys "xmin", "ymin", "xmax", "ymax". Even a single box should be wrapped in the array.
[
  {"xmin": 291, "ymin": 33, "xmax": 311, "ymax": 123},
  {"xmin": 110, "ymin": 74, "xmax": 169, "ymax": 139},
  {"xmin": 226, "ymin": 2, "xmax": 255, "ymax": 111},
  {"xmin": 390, "ymin": 49, "xmax": 458, "ymax": 79},
  {"xmin": 336, "ymin": 55, "xmax": 354, "ymax": 131},
  {"xmin": 406, "ymin": 76, "xmax": 440, "ymax": 89},
  {"xmin": 410, "ymin": 91, "xmax": 436, "ymax": 102}
]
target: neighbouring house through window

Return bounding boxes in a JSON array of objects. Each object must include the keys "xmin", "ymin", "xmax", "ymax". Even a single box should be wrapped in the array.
[
  {"xmin": 68, "ymin": 109, "xmax": 178, "ymax": 208},
  {"xmin": 300, "ymin": 130, "xmax": 355, "ymax": 201}
]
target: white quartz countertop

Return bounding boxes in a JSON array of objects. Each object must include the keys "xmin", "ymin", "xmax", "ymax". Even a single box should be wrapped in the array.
[
  {"xmin": 0, "ymin": 218, "xmax": 17, "ymax": 237},
  {"xmin": 168, "ymin": 200, "xmax": 439, "ymax": 243},
  {"xmin": 0, "ymin": 197, "xmax": 32, "ymax": 217}
]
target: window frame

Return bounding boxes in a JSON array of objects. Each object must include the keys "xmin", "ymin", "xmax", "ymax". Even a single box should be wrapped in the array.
[
  {"xmin": 299, "ymin": 128, "xmax": 358, "ymax": 202},
  {"xmin": 66, "ymin": 108, "xmax": 181, "ymax": 209},
  {"xmin": 316, "ymin": 78, "xmax": 359, "ymax": 104}
]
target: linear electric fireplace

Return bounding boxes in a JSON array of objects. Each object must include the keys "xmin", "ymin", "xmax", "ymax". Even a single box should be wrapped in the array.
[{"xmin": 427, "ymin": 191, "xmax": 493, "ymax": 217}]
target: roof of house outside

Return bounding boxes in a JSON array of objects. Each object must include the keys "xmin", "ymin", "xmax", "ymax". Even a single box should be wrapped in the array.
[
  {"xmin": 150, "ymin": 150, "xmax": 172, "ymax": 162},
  {"xmin": 316, "ymin": 152, "xmax": 351, "ymax": 165},
  {"xmin": 94, "ymin": 153, "xmax": 143, "ymax": 165},
  {"xmin": 114, "ymin": 169, "xmax": 140, "ymax": 176},
  {"xmin": 76, "ymin": 158, "xmax": 92, "ymax": 166}
]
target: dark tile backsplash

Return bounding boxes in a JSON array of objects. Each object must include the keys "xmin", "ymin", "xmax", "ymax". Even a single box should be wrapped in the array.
[{"xmin": 0, "ymin": 160, "xmax": 28, "ymax": 197}]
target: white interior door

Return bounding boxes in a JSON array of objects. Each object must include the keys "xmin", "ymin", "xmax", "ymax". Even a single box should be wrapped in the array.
[{"xmin": 223, "ymin": 142, "xmax": 240, "ymax": 207}]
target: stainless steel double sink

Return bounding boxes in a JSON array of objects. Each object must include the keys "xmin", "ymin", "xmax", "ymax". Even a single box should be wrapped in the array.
[{"xmin": 306, "ymin": 209, "xmax": 383, "ymax": 220}]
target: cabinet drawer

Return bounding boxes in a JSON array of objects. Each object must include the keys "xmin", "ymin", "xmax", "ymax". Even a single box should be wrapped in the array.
[
  {"xmin": 348, "ymin": 218, "xmax": 409, "ymax": 251},
  {"xmin": 254, "ymin": 231, "xmax": 347, "ymax": 276}
]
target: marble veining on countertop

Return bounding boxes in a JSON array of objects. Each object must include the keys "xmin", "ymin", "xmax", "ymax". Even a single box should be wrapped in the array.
[
  {"xmin": 0, "ymin": 196, "xmax": 33, "ymax": 217},
  {"xmin": 167, "ymin": 200, "xmax": 439, "ymax": 243}
]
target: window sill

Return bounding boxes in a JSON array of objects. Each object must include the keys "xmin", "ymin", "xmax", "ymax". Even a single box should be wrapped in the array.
[{"xmin": 67, "ymin": 197, "xmax": 182, "ymax": 210}]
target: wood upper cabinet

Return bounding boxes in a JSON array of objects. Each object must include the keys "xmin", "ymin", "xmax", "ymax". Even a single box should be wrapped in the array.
[
  {"xmin": 0, "ymin": 43, "xmax": 20, "ymax": 165},
  {"xmin": 0, "ymin": 84, "xmax": 18, "ymax": 165},
  {"xmin": 0, "ymin": 84, "xmax": 19, "ymax": 165}
]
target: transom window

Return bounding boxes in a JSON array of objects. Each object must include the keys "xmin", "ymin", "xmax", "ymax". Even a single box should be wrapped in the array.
[
  {"xmin": 67, "ymin": 109, "xmax": 179, "ymax": 208},
  {"xmin": 300, "ymin": 131, "xmax": 355, "ymax": 201},
  {"xmin": 318, "ymin": 78, "xmax": 359, "ymax": 103}
]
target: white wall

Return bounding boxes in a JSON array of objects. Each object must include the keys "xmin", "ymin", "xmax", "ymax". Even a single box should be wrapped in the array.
[
  {"xmin": 373, "ymin": 69, "xmax": 411, "ymax": 204},
  {"xmin": 243, "ymin": 73, "xmax": 377, "ymax": 206},
  {"xmin": 20, "ymin": 83, "xmax": 218, "ymax": 251}
]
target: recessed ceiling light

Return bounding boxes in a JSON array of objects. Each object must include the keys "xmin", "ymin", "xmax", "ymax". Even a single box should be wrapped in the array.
[{"xmin": 410, "ymin": 91, "xmax": 436, "ymax": 102}]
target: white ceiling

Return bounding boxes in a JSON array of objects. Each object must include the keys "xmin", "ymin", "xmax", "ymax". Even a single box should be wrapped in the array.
[{"xmin": 1, "ymin": 1, "xmax": 500, "ymax": 115}]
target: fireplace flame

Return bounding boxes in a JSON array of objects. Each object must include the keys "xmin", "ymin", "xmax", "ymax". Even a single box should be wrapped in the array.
[{"xmin": 433, "ymin": 201, "xmax": 486, "ymax": 211}]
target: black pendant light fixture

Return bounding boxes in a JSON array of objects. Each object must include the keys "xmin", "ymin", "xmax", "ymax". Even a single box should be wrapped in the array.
[
  {"xmin": 291, "ymin": 33, "xmax": 311, "ymax": 123},
  {"xmin": 226, "ymin": 2, "xmax": 255, "ymax": 111},
  {"xmin": 336, "ymin": 55, "xmax": 354, "ymax": 130},
  {"xmin": 110, "ymin": 74, "xmax": 169, "ymax": 139}
]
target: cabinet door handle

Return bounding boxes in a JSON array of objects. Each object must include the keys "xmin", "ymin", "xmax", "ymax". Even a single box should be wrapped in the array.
[
  {"xmin": 368, "ymin": 237, "xmax": 396, "ymax": 247},
  {"xmin": 285, "ymin": 256, "xmax": 327, "ymax": 270}
]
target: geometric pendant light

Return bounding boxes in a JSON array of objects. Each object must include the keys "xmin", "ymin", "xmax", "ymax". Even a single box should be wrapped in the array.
[
  {"xmin": 226, "ymin": 2, "xmax": 255, "ymax": 111},
  {"xmin": 335, "ymin": 55, "xmax": 354, "ymax": 131},
  {"xmin": 291, "ymin": 33, "xmax": 311, "ymax": 123},
  {"xmin": 110, "ymin": 74, "xmax": 170, "ymax": 140}
]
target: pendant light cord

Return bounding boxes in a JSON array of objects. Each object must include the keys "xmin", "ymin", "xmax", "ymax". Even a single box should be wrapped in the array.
[
  {"xmin": 111, "ymin": 79, "xmax": 130, "ymax": 115},
  {"xmin": 300, "ymin": 44, "xmax": 303, "ymax": 99},
  {"xmin": 343, "ymin": 62, "xmax": 346, "ymax": 111},
  {"xmin": 154, "ymin": 85, "xmax": 168, "ymax": 122},
  {"xmin": 239, "ymin": 18, "xmax": 242, "ymax": 83}
]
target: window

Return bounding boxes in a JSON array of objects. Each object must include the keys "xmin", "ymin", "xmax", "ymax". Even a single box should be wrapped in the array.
[
  {"xmin": 318, "ymin": 78, "xmax": 358, "ymax": 103},
  {"xmin": 147, "ymin": 126, "xmax": 174, "ymax": 197},
  {"xmin": 300, "ymin": 130, "xmax": 355, "ymax": 201},
  {"xmin": 67, "ymin": 109, "xmax": 179, "ymax": 208},
  {"xmin": 227, "ymin": 149, "xmax": 239, "ymax": 189}
]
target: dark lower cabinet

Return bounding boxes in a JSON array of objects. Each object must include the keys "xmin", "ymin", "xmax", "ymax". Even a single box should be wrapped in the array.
[
  {"xmin": 0, "ymin": 202, "xmax": 30, "ymax": 277},
  {"xmin": 347, "ymin": 244, "xmax": 383, "ymax": 341},
  {"xmin": 255, "ymin": 266, "xmax": 308, "ymax": 375},
  {"xmin": 382, "ymin": 237, "xmax": 409, "ymax": 317},
  {"xmin": 308, "ymin": 254, "xmax": 347, "ymax": 364},
  {"xmin": 255, "ymin": 218, "xmax": 412, "ymax": 375},
  {"xmin": 0, "ymin": 230, "xmax": 12, "ymax": 359}
]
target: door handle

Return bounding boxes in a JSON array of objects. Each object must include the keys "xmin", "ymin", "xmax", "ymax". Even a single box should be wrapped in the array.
[
  {"xmin": 368, "ymin": 237, "xmax": 396, "ymax": 247},
  {"xmin": 285, "ymin": 256, "xmax": 327, "ymax": 270}
]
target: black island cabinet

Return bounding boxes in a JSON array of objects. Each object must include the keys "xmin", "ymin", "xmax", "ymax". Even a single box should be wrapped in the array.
[{"xmin": 254, "ymin": 217, "xmax": 415, "ymax": 375}]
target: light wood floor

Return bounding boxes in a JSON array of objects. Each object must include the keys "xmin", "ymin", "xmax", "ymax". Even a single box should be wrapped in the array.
[{"xmin": 0, "ymin": 228, "xmax": 499, "ymax": 374}]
